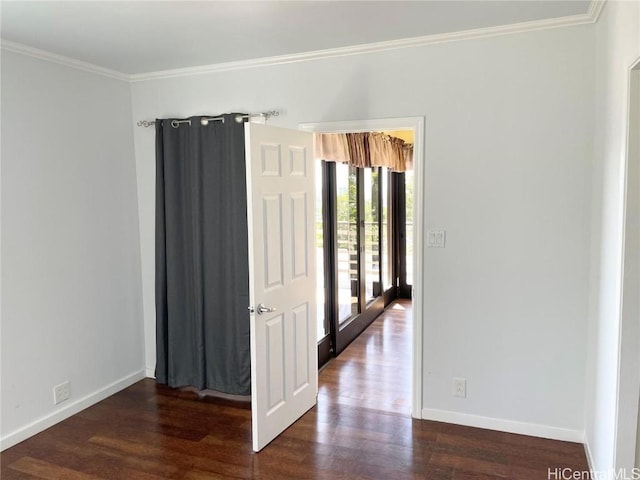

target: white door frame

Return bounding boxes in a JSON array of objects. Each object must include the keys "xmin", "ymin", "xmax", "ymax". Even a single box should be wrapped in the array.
[
  {"xmin": 299, "ymin": 117, "xmax": 425, "ymax": 418},
  {"xmin": 615, "ymin": 56, "xmax": 640, "ymax": 469}
]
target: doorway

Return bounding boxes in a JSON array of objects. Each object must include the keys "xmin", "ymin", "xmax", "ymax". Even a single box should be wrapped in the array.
[
  {"xmin": 316, "ymin": 160, "xmax": 411, "ymax": 360},
  {"xmin": 301, "ymin": 117, "xmax": 425, "ymax": 419}
]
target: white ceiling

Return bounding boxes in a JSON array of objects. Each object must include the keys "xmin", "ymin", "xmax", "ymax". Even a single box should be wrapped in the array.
[{"xmin": 1, "ymin": 1, "xmax": 591, "ymax": 75}]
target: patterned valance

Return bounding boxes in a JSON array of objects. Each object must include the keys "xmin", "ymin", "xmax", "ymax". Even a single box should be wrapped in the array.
[{"xmin": 315, "ymin": 132, "xmax": 413, "ymax": 172}]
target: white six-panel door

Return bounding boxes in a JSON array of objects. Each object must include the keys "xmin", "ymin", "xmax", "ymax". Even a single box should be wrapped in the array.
[{"xmin": 244, "ymin": 123, "xmax": 317, "ymax": 452}]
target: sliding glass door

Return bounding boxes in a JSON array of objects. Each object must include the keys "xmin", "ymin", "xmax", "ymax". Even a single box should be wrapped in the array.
[
  {"xmin": 316, "ymin": 161, "xmax": 329, "ymax": 352},
  {"xmin": 363, "ymin": 168, "xmax": 380, "ymax": 303},
  {"xmin": 380, "ymin": 169, "xmax": 395, "ymax": 305},
  {"xmin": 316, "ymin": 162, "xmax": 400, "ymax": 364},
  {"xmin": 335, "ymin": 163, "xmax": 360, "ymax": 324},
  {"xmin": 314, "ymin": 128, "xmax": 414, "ymax": 367}
]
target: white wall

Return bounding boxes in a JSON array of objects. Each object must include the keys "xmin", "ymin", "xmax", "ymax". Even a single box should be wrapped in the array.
[
  {"xmin": 0, "ymin": 51, "xmax": 145, "ymax": 449},
  {"xmin": 131, "ymin": 24, "xmax": 594, "ymax": 439},
  {"xmin": 585, "ymin": 0, "xmax": 640, "ymax": 474},
  {"xmin": 635, "ymin": 67, "xmax": 640, "ymax": 474}
]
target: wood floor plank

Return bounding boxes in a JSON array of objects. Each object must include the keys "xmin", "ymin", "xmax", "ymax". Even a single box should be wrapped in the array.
[
  {"xmin": 1, "ymin": 300, "xmax": 589, "ymax": 479},
  {"xmin": 7, "ymin": 457, "xmax": 101, "ymax": 480},
  {"xmin": 430, "ymin": 452, "xmax": 509, "ymax": 478}
]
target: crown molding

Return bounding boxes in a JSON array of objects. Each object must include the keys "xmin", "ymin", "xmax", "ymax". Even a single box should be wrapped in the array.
[
  {"xmin": 131, "ymin": 3, "xmax": 604, "ymax": 82},
  {"xmin": 587, "ymin": 0, "xmax": 607, "ymax": 23},
  {"xmin": 0, "ymin": 39, "xmax": 129, "ymax": 82},
  {"xmin": 2, "ymin": 0, "xmax": 606, "ymax": 84}
]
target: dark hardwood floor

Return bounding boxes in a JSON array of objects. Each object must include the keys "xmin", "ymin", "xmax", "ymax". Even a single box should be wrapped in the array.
[{"xmin": 1, "ymin": 300, "xmax": 589, "ymax": 479}]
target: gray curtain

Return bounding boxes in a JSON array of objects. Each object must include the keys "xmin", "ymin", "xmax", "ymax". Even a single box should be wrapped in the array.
[{"xmin": 155, "ymin": 114, "xmax": 251, "ymax": 395}]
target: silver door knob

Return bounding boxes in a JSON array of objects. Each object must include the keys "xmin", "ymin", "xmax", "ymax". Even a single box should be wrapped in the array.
[
  {"xmin": 248, "ymin": 304, "xmax": 277, "ymax": 315},
  {"xmin": 257, "ymin": 304, "xmax": 276, "ymax": 315}
]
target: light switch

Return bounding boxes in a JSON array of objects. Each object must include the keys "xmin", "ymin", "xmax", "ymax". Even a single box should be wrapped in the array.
[{"xmin": 427, "ymin": 229, "xmax": 446, "ymax": 247}]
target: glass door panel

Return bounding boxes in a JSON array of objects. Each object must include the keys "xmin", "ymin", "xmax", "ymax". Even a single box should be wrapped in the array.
[
  {"xmin": 381, "ymin": 168, "xmax": 392, "ymax": 290},
  {"xmin": 363, "ymin": 168, "xmax": 380, "ymax": 303},
  {"xmin": 405, "ymin": 169, "xmax": 414, "ymax": 287},
  {"xmin": 335, "ymin": 163, "xmax": 359, "ymax": 324},
  {"xmin": 315, "ymin": 161, "xmax": 328, "ymax": 341}
]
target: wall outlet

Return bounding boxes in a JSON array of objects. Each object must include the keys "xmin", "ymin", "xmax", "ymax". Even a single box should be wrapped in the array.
[
  {"xmin": 453, "ymin": 378, "xmax": 466, "ymax": 398},
  {"xmin": 53, "ymin": 381, "xmax": 70, "ymax": 405}
]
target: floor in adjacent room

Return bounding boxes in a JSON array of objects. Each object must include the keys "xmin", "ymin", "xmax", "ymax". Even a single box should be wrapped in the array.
[{"xmin": 1, "ymin": 300, "xmax": 589, "ymax": 479}]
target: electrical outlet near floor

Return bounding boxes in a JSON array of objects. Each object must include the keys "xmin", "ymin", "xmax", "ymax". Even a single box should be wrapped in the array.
[
  {"xmin": 53, "ymin": 381, "xmax": 70, "ymax": 405},
  {"xmin": 453, "ymin": 378, "xmax": 466, "ymax": 398}
]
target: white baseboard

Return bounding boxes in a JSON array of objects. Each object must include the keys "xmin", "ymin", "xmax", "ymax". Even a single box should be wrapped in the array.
[
  {"xmin": 145, "ymin": 367, "xmax": 155, "ymax": 378},
  {"xmin": 421, "ymin": 407, "xmax": 584, "ymax": 443},
  {"xmin": 583, "ymin": 433, "xmax": 596, "ymax": 473},
  {"xmin": 0, "ymin": 369, "xmax": 145, "ymax": 451}
]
